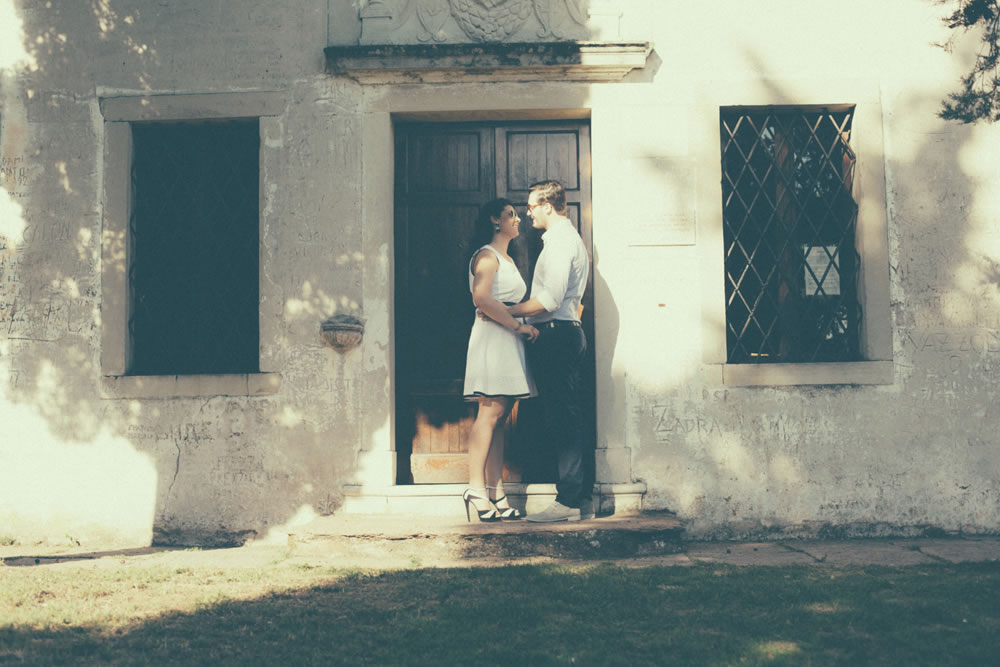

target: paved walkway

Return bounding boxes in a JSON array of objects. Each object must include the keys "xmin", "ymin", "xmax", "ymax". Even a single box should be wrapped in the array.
[{"xmin": 3, "ymin": 513, "xmax": 999, "ymax": 570}]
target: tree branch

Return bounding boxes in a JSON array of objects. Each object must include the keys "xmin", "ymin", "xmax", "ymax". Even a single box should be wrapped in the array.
[{"xmin": 938, "ymin": 0, "xmax": 1000, "ymax": 123}]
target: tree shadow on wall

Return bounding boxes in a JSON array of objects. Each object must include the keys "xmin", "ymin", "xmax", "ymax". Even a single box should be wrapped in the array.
[
  {"xmin": 1, "ymin": 0, "xmax": 993, "ymax": 551},
  {"xmin": 1, "ymin": 1, "xmax": 626, "ymax": 549},
  {"xmin": 0, "ymin": 2, "xmax": 358, "ymax": 549},
  {"xmin": 648, "ymin": 44, "xmax": 991, "ymax": 537}
]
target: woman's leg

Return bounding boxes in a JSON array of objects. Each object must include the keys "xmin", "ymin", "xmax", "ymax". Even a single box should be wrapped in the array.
[
  {"xmin": 484, "ymin": 400, "xmax": 514, "ymax": 496},
  {"xmin": 468, "ymin": 396, "xmax": 508, "ymax": 490}
]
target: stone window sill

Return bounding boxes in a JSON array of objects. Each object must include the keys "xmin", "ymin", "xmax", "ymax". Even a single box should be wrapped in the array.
[
  {"xmin": 101, "ymin": 373, "xmax": 281, "ymax": 399},
  {"xmin": 721, "ymin": 361, "xmax": 893, "ymax": 387}
]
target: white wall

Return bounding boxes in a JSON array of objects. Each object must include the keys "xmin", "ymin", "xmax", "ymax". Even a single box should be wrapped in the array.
[{"xmin": 1, "ymin": 0, "xmax": 997, "ymax": 545}]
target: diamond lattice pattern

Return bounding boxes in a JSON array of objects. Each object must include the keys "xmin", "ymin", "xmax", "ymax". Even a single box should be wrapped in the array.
[{"xmin": 720, "ymin": 107, "xmax": 860, "ymax": 363}]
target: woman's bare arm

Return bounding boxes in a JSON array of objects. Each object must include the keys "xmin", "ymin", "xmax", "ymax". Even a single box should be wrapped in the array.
[{"xmin": 471, "ymin": 251, "xmax": 538, "ymax": 341}]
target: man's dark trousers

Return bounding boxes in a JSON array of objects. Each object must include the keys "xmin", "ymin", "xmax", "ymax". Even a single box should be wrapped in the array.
[{"xmin": 527, "ymin": 320, "xmax": 590, "ymax": 509}]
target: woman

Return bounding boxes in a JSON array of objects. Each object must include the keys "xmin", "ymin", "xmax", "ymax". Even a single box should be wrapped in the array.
[{"xmin": 462, "ymin": 198, "xmax": 539, "ymax": 522}]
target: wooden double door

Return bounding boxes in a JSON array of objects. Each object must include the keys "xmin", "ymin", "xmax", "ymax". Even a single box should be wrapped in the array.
[{"xmin": 394, "ymin": 120, "xmax": 594, "ymax": 484}]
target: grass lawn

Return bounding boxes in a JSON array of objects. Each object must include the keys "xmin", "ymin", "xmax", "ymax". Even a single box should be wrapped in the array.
[{"xmin": 2, "ymin": 557, "xmax": 999, "ymax": 665}]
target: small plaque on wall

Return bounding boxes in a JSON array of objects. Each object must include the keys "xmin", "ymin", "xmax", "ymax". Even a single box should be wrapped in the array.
[
  {"xmin": 623, "ymin": 157, "xmax": 697, "ymax": 246},
  {"xmin": 627, "ymin": 214, "xmax": 697, "ymax": 247}
]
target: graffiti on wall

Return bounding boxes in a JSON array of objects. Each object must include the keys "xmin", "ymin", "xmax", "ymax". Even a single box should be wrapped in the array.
[{"xmin": 2, "ymin": 154, "xmax": 28, "ymax": 197}]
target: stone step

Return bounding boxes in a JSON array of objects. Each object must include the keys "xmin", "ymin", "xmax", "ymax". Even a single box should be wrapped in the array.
[
  {"xmin": 287, "ymin": 511, "xmax": 684, "ymax": 564},
  {"xmin": 339, "ymin": 482, "xmax": 646, "ymax": 516}
]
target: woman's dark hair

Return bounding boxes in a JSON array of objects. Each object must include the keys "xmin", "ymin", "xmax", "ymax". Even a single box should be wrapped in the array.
[{"xmin": 467, "ymin": 198, "xmax": 512, "ymax": 271}]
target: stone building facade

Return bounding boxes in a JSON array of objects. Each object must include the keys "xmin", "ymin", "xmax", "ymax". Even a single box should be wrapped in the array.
[{"xmin": 1, "ymin": 0, "xmax": 998, "ymax": 546}]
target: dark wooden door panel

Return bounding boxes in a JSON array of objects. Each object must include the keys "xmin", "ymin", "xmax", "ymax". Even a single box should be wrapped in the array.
[
  {"xmin": 497, "ymin": 125, "xmax": 591, "ymax": 288},
  {"xmin": 397, "ymin": 127, "xmax": 491, "ymax": 397},
  {"xmin": 504, "ymin": 129, "xmax": 581, "ymax": 191},
  {"xmin": 407, "ymin": 131, "xmax": 485, "ymax": 193},
  {"xmin": 404, "ymin": 202, "xmax": 481, "ymax": 387}
]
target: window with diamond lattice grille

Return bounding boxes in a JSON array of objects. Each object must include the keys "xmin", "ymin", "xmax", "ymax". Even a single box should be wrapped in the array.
[
  {"xmin": 720, "ymin": 106, "xmax": 860, "ymax": 364},
  {"xmin": 129, "ymin": 119, "xmax": 259, "ymax": 375}
]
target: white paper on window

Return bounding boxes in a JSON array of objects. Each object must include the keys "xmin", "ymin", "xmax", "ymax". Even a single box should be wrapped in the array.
[{"xmin": 803, "ymin": 245, "xmax": 840, "ymax": 295}]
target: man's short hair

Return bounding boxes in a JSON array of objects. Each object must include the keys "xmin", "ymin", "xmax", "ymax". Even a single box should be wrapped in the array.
[{"xmin": 529, "ymin": 180, "xmax": 567, "ymax": 215}]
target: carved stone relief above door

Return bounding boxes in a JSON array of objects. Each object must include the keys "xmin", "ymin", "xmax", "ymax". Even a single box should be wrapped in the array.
[{"xmin": 356, "ymin": 0, "xmax": 596, "ymax": 44}]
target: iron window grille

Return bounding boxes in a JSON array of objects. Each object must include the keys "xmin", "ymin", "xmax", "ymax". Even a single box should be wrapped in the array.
[
  {"xmin": 720, "ymin": 106, "xmax": 861, "ymax": 364},
  {"xmin": 128, "ymin": 119, "xmax": 260, "ymax": 375}
]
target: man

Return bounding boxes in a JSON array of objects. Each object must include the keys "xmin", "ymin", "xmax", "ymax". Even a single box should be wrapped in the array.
[{"xmin": 508, "ymin": 180, "xmax": 593, "ymax": 522}]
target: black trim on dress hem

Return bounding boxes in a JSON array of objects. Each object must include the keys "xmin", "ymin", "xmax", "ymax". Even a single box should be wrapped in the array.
[{"xmin": 464, "ymin": 391, "xmax": 534, "ymax": 400}]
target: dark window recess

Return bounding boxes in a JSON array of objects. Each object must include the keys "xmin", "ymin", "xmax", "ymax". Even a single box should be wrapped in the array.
[
  {"xmin": 129, "ymin": 119, "xmax": 260, "ymax": 375},
  {"xmin": 720, "ymin": 107, "xmax": 861, "ymax": 364}
]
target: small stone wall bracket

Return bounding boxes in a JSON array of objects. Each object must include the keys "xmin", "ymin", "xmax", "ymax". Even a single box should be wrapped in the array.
[{"xmin": 321, "ymin": 314, "xmax": 365, "ymax": 353}]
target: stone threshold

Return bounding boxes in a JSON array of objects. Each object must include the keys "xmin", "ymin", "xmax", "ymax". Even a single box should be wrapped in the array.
[
  {"xmin": 341, "ymin": 482, "xmax": 646, "ymax": 516},
  {"xmin": 288, "ymin": 511, "xmax": 682, "ymax": 562}
]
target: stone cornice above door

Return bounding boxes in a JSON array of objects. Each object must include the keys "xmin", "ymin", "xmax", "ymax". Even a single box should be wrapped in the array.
[{"xmin": 324, "ymin": 41, "xmax": 652, "ymax": 84}]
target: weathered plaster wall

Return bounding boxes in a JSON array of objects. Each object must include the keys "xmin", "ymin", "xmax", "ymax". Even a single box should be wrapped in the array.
[
  {"xmin": 0, "ymin": 1, "xmax": 382, "ymax": 546},
  {"xmin": 602, "ymin": 0, "xmax": 1000, "ymax": 538},
  {"xmin": 1, "ymin": 0, "xmax": 998, "ymax": 546}
]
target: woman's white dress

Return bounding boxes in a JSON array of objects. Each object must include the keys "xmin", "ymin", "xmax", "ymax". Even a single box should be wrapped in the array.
[{"xmin": 463, "ymin": 245, "xmax": 537, "ymax": 400}]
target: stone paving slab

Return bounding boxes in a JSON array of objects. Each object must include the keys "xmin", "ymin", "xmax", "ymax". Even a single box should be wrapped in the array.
[
  {"xmin": 291, "ymin": 511, "xmax": 683, "ymax": 538},
  {"xmin": 902, "ymin": 538, "xmax": 1000, "ymax": 564},
  {"xmin": 614, "ymin": 553, "xmax": 696, "ymax": 568},
  {"xmin": 283, "ymin": 512, "xmax": 687, "ymax": 563},
  {"xmin": 8, "ymin": 539, "xmax": 1000, "ymax": 572},
  {"xmin": 783, "ymin": 540, "xmax": 938, "ymax": 566},
  {"xmin": 4, "ymin": 513, "xmax": 1000, "ymax": 570},
  {"xmin": 0, "ymin": 546, "xmax": 173, "ymax": 566},
  {"xmin": 684, "ymin": 542, "xmax": 817, "ymax": 566},
  {"xmin": 289, "ymin": 513, "xmax": 686, "ymax": 563}
]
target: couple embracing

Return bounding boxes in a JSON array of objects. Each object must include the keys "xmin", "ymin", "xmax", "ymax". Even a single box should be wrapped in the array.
[{"xmin": 461, "ymin": 180, "xmax": 593, "ymax": 524}]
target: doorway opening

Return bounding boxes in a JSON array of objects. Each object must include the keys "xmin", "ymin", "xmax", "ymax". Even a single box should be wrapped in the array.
[{"xmin": 393, "ymin": 120, "xmax": 595, "ymax": 486}]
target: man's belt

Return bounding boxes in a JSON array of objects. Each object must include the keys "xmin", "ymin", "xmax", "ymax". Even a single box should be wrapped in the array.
[{"xmin": 536, "ymin": 320, "xmax": 581, "ymax": 329}]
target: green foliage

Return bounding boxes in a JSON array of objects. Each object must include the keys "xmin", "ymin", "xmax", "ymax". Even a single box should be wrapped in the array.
[{"xmin": 940, "ymin": 0, "xmax": 1000, "ymax": 123}]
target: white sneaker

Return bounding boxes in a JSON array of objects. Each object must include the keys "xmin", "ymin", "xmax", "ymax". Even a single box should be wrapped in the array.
[{"xmin": 526, "ymin": 501, "xmax": 581, "ymax": 523}]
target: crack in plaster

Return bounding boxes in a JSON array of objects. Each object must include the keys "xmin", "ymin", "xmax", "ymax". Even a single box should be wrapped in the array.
[{"xmin": 166, "ymin": 441, "xmax": 181, "ymax": 502}]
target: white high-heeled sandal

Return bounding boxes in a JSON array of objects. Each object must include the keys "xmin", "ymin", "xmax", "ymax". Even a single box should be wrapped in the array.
[
  {"xmin": 463, "ymin": 487, "xmax": 500, "ymax": 523},
  {"xmin": 487, "ymin": 486, "xmax": 523, "ymax": 520}
]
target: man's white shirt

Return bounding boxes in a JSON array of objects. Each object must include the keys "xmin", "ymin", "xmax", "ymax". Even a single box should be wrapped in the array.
[{"xmin": 527, "ymin": 219, "xmax": 589, "ymax": 324}]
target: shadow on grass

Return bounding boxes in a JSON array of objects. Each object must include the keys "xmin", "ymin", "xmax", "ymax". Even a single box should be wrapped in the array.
[
  {"xmin": 1, "ymin": 547, "xmax": 183, "ymax": 568},
  {"xmin": 2, "ymin": 562, "xmax": 1000, "ymax": 665}
]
